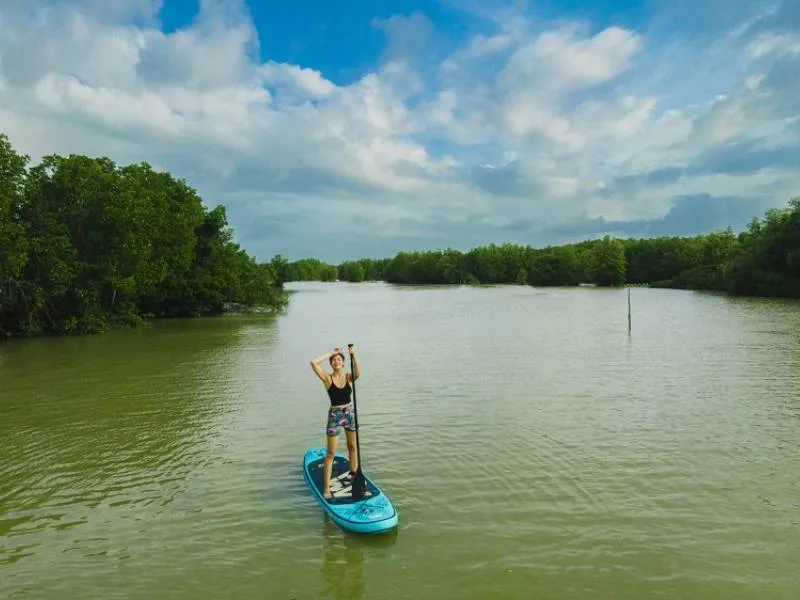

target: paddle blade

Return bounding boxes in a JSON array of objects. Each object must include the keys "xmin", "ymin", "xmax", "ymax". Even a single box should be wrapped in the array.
[{"xmin": 351, "ymin": 469, "xmax": 367, "ymax": 499}]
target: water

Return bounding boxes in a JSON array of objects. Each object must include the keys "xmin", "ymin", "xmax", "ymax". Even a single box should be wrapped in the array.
[{"xmin": 2, "ymin": 282, "xmax": 799, "ymax": 599}]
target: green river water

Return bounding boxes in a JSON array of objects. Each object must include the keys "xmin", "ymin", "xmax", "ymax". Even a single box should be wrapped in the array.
[{"xmin": 2, "ymin": 282, "xmax": 799, "ymax": 599}]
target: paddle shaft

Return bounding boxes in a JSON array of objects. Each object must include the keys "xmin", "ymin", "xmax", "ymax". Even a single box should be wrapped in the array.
[{"xmin": 347, "ymin": 343, "xmax": 366, "ymax": 498}]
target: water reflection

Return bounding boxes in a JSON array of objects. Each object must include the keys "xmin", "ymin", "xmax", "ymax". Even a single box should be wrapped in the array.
[
  {"xmin": 319, "ymin": 516, "xmax": 398, "ymax": 600},
  {"xmin": 320, "ymin": 518, "xmax": 365, "ymax": 600}
]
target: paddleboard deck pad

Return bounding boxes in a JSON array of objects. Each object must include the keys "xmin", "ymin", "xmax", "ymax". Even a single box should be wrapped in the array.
[{"xmin": 302, "ymin": 447, "xmax": 398, "ymax": 534}]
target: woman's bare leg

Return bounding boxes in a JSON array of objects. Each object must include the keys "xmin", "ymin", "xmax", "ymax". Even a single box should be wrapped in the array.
[
  {"xmin": 345, "ymin": 430, "xmax": 358, "ymax": 474},
  {"xmin": 323, "ymin": 434, "xmax": 338, "ymax": 499}
]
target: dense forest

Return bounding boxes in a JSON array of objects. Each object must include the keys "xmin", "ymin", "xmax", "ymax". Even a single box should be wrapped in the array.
[
  {"xmin": 283, "ymin": 197, "xmax": 800, "ymax": 299},
  {"xmin": 0, "ymin": 134, "xmax": 288, "ymax": 339}
]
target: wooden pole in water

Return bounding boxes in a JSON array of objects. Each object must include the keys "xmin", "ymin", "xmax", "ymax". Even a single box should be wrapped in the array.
[{"xmin": 627, "ymin": 287, "xmax": 631, "ymax": 332}]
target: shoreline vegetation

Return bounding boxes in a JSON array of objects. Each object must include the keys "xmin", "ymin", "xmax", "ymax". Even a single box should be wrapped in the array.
[
  {"xmin": 0, "ymin": 133, "xmax": 288, "ymax": 340},
  {"xmin": 282, "ymin": 196, "xmax": 800, "ymax": 298},
  {"xmin": 2, "ymin": 132, "xmax": 797, "ymax": 339}
]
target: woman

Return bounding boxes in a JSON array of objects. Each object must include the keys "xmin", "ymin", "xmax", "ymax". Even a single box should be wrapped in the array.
[{"xmin": 310, "ymin": 344, "xmax": 360, "ymax": 500}]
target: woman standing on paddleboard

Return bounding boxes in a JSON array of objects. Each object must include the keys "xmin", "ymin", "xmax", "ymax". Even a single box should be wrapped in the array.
[{"xmin": 310, "ymin": 345, "xmax": 360, "ymax": 500}]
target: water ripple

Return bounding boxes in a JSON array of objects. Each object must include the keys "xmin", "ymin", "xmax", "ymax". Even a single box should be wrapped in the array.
[{"xmin": 1, "ymin": 285, "xmax": 799, "ymax": 599}]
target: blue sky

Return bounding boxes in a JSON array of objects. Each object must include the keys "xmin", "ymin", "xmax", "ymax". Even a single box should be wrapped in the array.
[
  {"xmin": 0, "ymin": 0, "xmax": 798, "ymax": 262},
  {"xmin": 156, "ymin": 0, "xmax": 652, "ymax": 83}
]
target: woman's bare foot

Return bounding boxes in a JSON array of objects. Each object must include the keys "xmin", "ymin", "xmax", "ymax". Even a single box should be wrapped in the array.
[{"xmin": 323, "ymin": 490, "xmax": 332, "ymax": 500}]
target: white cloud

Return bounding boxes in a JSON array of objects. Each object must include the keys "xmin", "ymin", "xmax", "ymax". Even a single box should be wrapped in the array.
[
  {"xmin": 748, "ymin": 32, "xmax": 800, "ymax": 58},
  {"xmin": 372, "ymin": 10, "xmax": 434, "ymax": 65},
  {"xmin": 259, "ymin": 63, "xmax": 335, "ymax": 98},
  {"xmin": 0, "ymin": 0, "xmax": 798, "ymax": 262},
  {"xmin": 0, "ymin": 8, "xmax": 144, "ymax": 88},
  {"xmin": 461, "ymin": 32, "xmax": 514, "ymax": 58},
  {"xmin": 34, "ymin": 72, "xmax": 180, "ymax": 135},
  {"xmin": 504, "ymin": 25, "xmax": 642, "ymax": 93}
]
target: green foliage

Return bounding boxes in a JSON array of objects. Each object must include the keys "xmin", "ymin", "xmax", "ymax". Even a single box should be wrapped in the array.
[
  {"xmin": 337, "ymin": 257, "xmax": 390, "ymax": 282},
  {"xmin": 0, "ymin": 133, "xmax": 287, "ymax": 339},
  {"xmin": 284, "ymin": 258, "xmax": 339, "ymax": 282},
  {"xmin": 283, "ymin": 256, "xmax": 389, "ymax": 283},
  {"xmin": 587, "ymin": 235, "xmax": 627, "ymax": 286},
  {"xmin": 0, "ymin": 135, "xmax": 30, "ymax": 334},
  {"xmin": 286, "ymin": 197, "xmax": 800, "ymax": 300},
  {"xmin": 725, "ymin": 198, "xmax": 800, "ymax": 297}
]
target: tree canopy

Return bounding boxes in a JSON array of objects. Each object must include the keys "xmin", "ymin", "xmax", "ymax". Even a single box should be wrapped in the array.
[{"xmin": 0, "ymin": 133, "xmax": 287, "ymax": 339}]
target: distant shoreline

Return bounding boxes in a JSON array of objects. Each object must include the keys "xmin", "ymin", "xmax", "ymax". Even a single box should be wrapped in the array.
[{"xmin": 280, "ymin": 197, "xmax": 800, "ymax": 301}]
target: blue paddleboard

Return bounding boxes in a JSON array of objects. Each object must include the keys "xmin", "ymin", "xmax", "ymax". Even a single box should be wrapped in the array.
[{"xmin": 302, "ymin": 447, "xmax": 398, "ymax": 534}]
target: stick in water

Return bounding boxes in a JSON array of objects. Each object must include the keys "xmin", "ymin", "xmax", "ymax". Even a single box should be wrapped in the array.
[{"xmin": 628, "ymin": 287, "xmax": 631, "ymax": 333}]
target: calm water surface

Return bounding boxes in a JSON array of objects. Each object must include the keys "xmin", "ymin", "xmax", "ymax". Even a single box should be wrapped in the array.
[{"xmin": 2, "ymin": 282, "xmax": 799, "ymax": 599}]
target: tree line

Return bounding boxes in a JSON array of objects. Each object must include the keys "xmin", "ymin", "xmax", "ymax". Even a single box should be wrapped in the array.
[
  {"xmin": 3, "ymin": 129, "xmax": 795, "ymax": 342},
  {"xmin": 0, "ymin": 133, "xmax": 288, "ymax": 339},
  {"xmin": 282, "ymin": 197, "xmax": 800, "ymax": 298}
]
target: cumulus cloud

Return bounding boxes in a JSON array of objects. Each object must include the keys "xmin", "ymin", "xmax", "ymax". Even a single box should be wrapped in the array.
[
  {"xmin": 372, "ymin": 10, "xmax": 435, "ymax": 67},
  {"xmin": 0, "ymin": 0, "xmax": 798, "ymax": 262}
]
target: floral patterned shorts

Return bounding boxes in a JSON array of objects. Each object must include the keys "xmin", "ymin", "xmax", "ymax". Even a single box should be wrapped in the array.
[{"xmin": 326, "ymin": 404, "xmax": 356, "ymax": 436}]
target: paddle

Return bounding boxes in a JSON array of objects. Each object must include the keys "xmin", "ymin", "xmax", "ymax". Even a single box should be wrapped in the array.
[{"xmin": 348, "ymin": 343, "xmax": 367, "ymax": 500}]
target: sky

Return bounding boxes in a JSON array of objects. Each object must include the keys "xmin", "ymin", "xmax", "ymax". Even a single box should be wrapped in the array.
[{"xmin": 0, "ymin": 0, "xmax": 798, "ymax": 263}]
